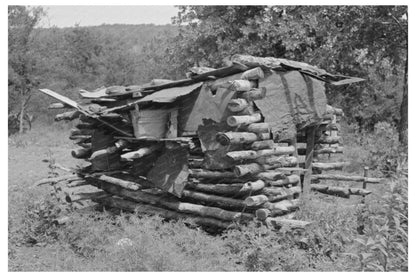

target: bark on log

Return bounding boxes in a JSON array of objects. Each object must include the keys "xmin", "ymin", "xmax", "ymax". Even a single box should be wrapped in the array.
[
  {"xmin": 240, "ymin": 87, "xmax": 266, "ymax": 100},
  {"xmin": 256, "ymin": 145, "xmax": 295, "ymax": 157},
  {"xmin": 120, "ymin": 144, "xmax": 161, "ymax": 161},
  {"xmin": 187, "ymin": 182, "xmax": 245, "ymax": 195},
  {"xmin": 349, "ymin": 187, "xmax": 372, "ymax": 196},
  {"xmin": 256, "ymin": 171, "xmax": 286, "ymax": 181},
  {"xmin": 71, "ymin": 148, "xmax": 92, "ymax": 159},
  {"xmin": 255, "ymin": 209, "xmax": 271, "ymax": 220},
  {"xmin": 227, "ymin": 113, "xmax": 262, "ymax": 127},
  {"xmin": 55, "ymin": 110, "xmax": 81, "ymax": 121},
  {"xmin": 298, "ymin": 146, "xmax": 344, "ymax": 155},
  {"xmin": 189, "ymin": 169, "xmax": 237, "ymax": 179},
  {"xmin": 244, "ymin": 195, "xmax": 269, "ymax": 206},
  {"xmin": 267, "ymin": 174, "xmax": 300, "ymax": 187},
  {"xmin": 251, "ymin": 140, "xmax": 274, "ymax": 150},
  {"xmin": 227, "ymin": 98, "xmax": 250, "ymax": 112},
  {"xmin": 216, "ymin": 132, "xmax": 267, "ymax": 145},
  {"xmin": 241, "ymin": 67, "xmax": 265, "ymax": 80},
  {"xmin": 92, "ymin": 175, "xmax": 142, "ymax": 191},
  {"xmin": 230, "ymin": 80, "xmax": 257, "ymax": 91},
  {"xmin": 311, "ymin": 174, "xmax": 381, "ymax": 183},
  {"xmin": 311, "ymin": 184, "xmax": 350, "ymax": 198},
  {"xmin": 226, "ymin": 150, "xmax": 258, "ymax": 161},
  {"xmin": 234, "ymin": 163, "xmax": 264, "ymax": 177},
  {"xmin": 67, "ymin": 180, "xmax": 89, "ymax": 188},
  {"xmin": 69, "ymin": 135, "xmax": 91, "ymax": 141},
  {"xmin": 90, "ymin": 139, "xmax": 129, "ymax": 160},
  {"xmin": 95, "ymin": 196, "xmax": 232, "ymax": 229},
  {"xmin": 263, "ymin": 199, "xmax": 300, "ymax": 216},
  {"xmin": 255, "ymin": 156, "xmax": 298, "ymax": 167},
  {"xmin": 245, "ymin": 123, "xmax": 270, "ymax": 134},
  {"xmin": 262, "ymin": 186, "xmax": 301, "ymax": 202},
  {"xmin": 311, "ymin": 162, "xmax": 348, "ymax": 171},
  {"xmin": 181, "ymin": 189, "xmax": 246, "ymax": 209},
  {"xmin": 94, "ymin": 182, "xmax": 253, "ymax": 222},
  {"xmin": 241, "ymin": 180, "xmax": 266, "ymax": 192},
  {"xmin": 265, "ymin": 218, "xmax": 311, "ymax": 229},
  {"xmin": 34, "ymin": 174, "xmax": 83, "ymax": 186},
  {"xmin": 66, "ymin": 191, "xmax": 109, "ymax": 203},
  {"xmin": 187, "ymin": 180, "xmax": 265, "ymax": 196}
]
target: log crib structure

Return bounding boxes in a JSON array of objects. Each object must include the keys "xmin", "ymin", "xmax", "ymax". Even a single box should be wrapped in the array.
[{"xmin": 36, "ymin": 54, "xmax": 381, "ymax": 231}]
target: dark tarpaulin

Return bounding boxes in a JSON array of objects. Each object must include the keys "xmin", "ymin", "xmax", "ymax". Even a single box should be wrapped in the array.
[
  {"xmin": 177, "ymin": 80, "xmax": 238, "ymax": 135},
  {"xmin": 256, "ymin": 70, "xmax": 327, "ymax": 141},
  {"xmin": 146, "ymin": 146, "xmax": 189, "ymax": 197}
]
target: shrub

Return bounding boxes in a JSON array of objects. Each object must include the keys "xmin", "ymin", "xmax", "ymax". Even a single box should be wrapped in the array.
[{"xmin": 349, "ymin": 175, "xmax": 408, "ymax": 271}]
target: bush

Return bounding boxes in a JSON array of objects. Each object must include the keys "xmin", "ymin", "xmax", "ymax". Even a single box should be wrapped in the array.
[
  {"xmin": 350, "ymin": 175, "xmax": 408, "ymax": 271},
  {"xmin": 343, "ymin": 121, "xmax": 406, "ymax": 177}
]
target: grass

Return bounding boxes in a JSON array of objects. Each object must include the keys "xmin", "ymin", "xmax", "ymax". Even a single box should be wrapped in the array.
[{"xmin": 8, "ymin": 122, "xmax": 408, "ymax": 271}]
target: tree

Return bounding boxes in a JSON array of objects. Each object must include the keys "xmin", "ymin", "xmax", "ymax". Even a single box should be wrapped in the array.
[
  {"xmin": 8, "ymin": 5, "xmax": 45, "ymax": 133},
  {"xmin": 168, "ymin": 6, "xmax": 407, "ymax": 141}
]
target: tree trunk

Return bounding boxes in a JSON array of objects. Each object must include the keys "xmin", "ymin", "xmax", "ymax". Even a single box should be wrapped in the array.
[
  {"xmin": 18, "ymin": 93, "xmax": 31, "ymax": 133},
  {"xmin": 399, "ymin": 53, "xmax": 408, "ymax": 145}
]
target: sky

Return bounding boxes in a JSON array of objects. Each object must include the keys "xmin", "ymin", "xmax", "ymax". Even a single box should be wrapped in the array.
[{"xmin": 39, "ymin": 6, "xmax": 179, "ymax": 28}]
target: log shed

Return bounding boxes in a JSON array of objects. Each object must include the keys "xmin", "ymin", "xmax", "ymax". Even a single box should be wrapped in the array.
[{"xmin": 37, "ymin": 54, "xmax": 381, "ymax": 231}]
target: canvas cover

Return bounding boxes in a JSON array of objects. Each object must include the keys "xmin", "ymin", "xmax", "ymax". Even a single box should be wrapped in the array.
[{"xmin": 256, "ymin": 70, "xmax": 327, "ymax": 141}]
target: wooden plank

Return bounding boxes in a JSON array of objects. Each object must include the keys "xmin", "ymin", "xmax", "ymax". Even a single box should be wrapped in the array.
[{"xmin": 39, "ymin": 88, "xmax": 79, "ymax": 108}]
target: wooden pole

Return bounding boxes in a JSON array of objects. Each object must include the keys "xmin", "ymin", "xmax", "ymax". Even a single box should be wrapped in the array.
[
  {"xmin": 186, "ymin": 180, "xmax": 265, "ymax": 195},
  {"xmin": 311, "ymin": 173, "xmax": 381, "ymax": 183},
  {"xmin": 227, "ymin": 113, "xmax": 262, "ymax": 127},
  {"xmin": 189, "ymin": 169, "xmax": 236, "ymax": 179},
  {"xmin": 95, "ymin": 197, "xmax": 232, "ymax": 229},
  {"xmin": 303, "ymin": 126, "xmax": 316, "ymax": 194},
  {"xmin": 251, "ymin": 140, "xmax": 274, "ymax": 150},
  {"xmin": 181, "ymin": 190, "xmax": 247, "ymax": 209},
  {"xmin": 94, "ymin": 181, "xmax": 254, "ymax": 222},
  {"xmin": 362, "ymin": 166, "xmax": 369, "ymax": 203},
  {"xmin": 256, "ymin": 145, "xmax": 295, "ymax": 157}
]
